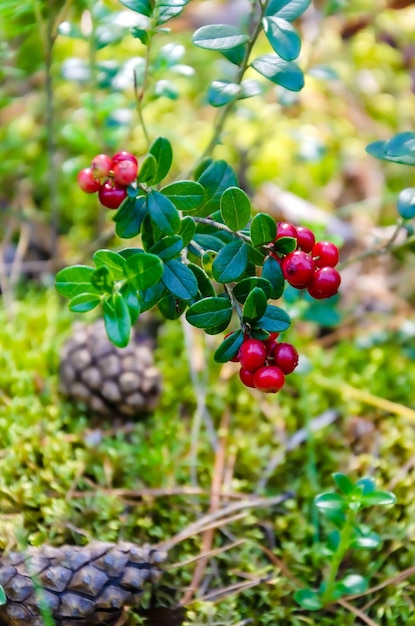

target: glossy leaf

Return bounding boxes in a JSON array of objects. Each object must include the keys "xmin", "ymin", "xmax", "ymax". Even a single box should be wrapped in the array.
[
  {"xmin": 220, "ymin": 44, "xmax": 247, "ymax": 65},
  {"xmin": 137, "ymin": 154, "xmax": 157, "ymax": 184},
  {"xmin": 180, "ymin": 216, "xmax": 196, "ymax": 246},
  {"xmin": 158, "ymin": 293, "xmax": 187, "ymax": 319},
  {"xmin": 103, "ymin": 293, "xmax": 131, "ymax": 348},
  {"xmin": 90, "ymin": 266, "xmax": 113, "ymax": 294},
  {"xmin": 251, "ymin": 54, "xmax": 304, "ymax": 91},
  {"xmin": 186, "ymin": 297, "xmax": 233, "ymax": 330},
  {"xmin": 93, "ymin": 250, "xmax": 126, "ymax": 280},
  {"xmin": 314, "ymin": 493, "xmax": 346, "ymax": 511},
  {"xmin": 242, "ymin": 287, "xmax": 268, "ymax": 323},
  {"xmin": 208, "ymin": 81, "xmax": 240, "ymax": 107},
  {"xmin": 384, "ymin": 131, "xmax": 415, "ymax": 157},
  {"xmin": 55, "ymin": 265, "xmax": 99, "ymax": 299},
  {"xmin": 360, "ymin": 491, "xmax": 397, "ymax": 507},
  {"xmin": 294, "ymin": 589, "xmax": 322, "ymax": 611},
  {"xmin": 197, "ymin": 160, "xmax": 238, "ymax": 217},
  {"xmin": 149, "ymin": 235, "xmax": 183, "ymax": 261},
  {"xmin": 333, "ymin": 473, "xmax": 355, "ymax": 495},
  {"xmin": 366, "ymin": 140, "xmax": 415, "ymax": 165},
  {"xmin": 162, "ymin": 259, "xmax": 199, "ymax": 300},
  {"xmin": 261, "ymin": 256, "xmax": 285, "ymax": 299},
  {"xmin": 120, "ymin": 284, "xmax": 140, "ymax": 325},
  {"xmin": 397, "ymin": 188, "xmax": 415, "ymax": 219},
  {"xmin": 187, "ymin": 263, "xmax": 216, "ymax": 298},
  {"xmin": 139, "ymin": 282, "xmax": 166, "ymax": 313},
  {"xmin": 125, "ymin": 252, "xmax": 163, "ymax": 290},
  {"xmin": 355, "ymin": 477, "xmax": 376, "ymax": 494},
  {"xmin": 273, "ymin": 235, "xmax": 297, "ymax": 255},
  {"xmin": 263, "ymin": 17, "xmax": 301, "ymax": 61},
  {"xmin": 149, "ymin": 136, "xmax": 173, "ymax": 184},
  {"xmin": 0, "ymin": 586, "xmax": 5, "ymax": 606},
  {"xmin": 337, "ymin": 574, "xmax": 368, "ymax": 595},
  {"xmin": 194, "ymin": 233, "xmax": 226, "ymax": 253},
  {"xmin": 119, "ymin": 0, "xmax": 153, "ymax": 16},
  {"xmin": 113, "ymin": 196, "xmax": 148, "ymax": 239},
  {"xmin": 220, "ymin": 186, "xmax": 251, "ymax": 230},
  {"xmin": 250, "ymin": 213, "xmax": 277, "ymax": 247},
  {"xmin": 214, "ymin": 329, "xmax": 244, "ymax": 363},
  {"xmin": 266, "ymin": 0, "xmax": 311, "ymax": 21},
  {"xmin": 130, "ymin": 27, "xmax": 149, "ymax": 45},
  {"xmin": 68, "ymin": 293, "xmax": 101, "ymax": 313},
  {"xmin": 212, "ymin": 240, "xmax": 249, "ymax": 283},
  {"xmin": 162, "ymin": 180, "xmax": 204, "ymax": 211},
  {"xmin": 155, "ymin": 0, "xmax": 189, "ymax": 25},
  {"xmin": 148, "ymin": 190, "xmax": 181, "ymax": 235},
  {"xmin": 192, "ymin": 24, "xmax": 249, "ymax": 51},
  {"xmin": 257, "ymin": 304, "xmax": 291, "ymax": 332},
  {"xmin": 350, "ymin": 532, "xmax": 381, "ymax": 550},
  {"xmin": 233, "ymin": 277, "xmax": 272, "ymax": 302}
]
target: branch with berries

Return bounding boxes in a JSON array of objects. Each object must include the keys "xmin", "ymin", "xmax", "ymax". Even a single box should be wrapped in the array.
[{"xmin": 56, "ymin": 138, "xmax": 341, "ymax": 395}]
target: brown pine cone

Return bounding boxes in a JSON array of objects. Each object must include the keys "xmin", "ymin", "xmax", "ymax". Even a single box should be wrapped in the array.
[
  {"xmin": 59, "ymin": 320, "xmax": 162, "ymax": 419},
  {"xmin": 0, "ymin": 541, "xmax": 166, "ymax": 626}
]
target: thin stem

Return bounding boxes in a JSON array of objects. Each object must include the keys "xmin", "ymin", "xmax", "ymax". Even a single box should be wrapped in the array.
[
  {"xmin": 133, "ymin": 35, "xmax": 153, "ymax": 148},
  {"xmin": 193, "ymin": 217, "xmax": 251, "ymax": 243},
  {"xmin": 321, "ymin": 506, "xmax": 356, "ymax": 606}
]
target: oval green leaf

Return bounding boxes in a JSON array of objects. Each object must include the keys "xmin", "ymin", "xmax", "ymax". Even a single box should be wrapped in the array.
[
  {"xmin": 55, "ymin": 265, "xmax": 99, "ymax": 299},
  {"xmin": 220, "ymin": 186, "xmax": 251, "ymax": 231},
  {"xmin": 148, "ymin": 190, "xmax": 181, "ymax": 235},
  {"xmin": 242, "ymin": 287, "xmax": 268, "ymax": 323},
  {"xmin": 214, "ymin": 329, "xmax": 244, "ymax": 363},
  {"xmin": 162, "ymin": 180, "xmax": 205, "ymax": 211},
  {"xmin": 257, "ymin": 304, "xmax": 291, "ymax": 332},
  {"xmin": 103, "ymin": 293, "xmax": 131, "ymax": 348},
  {"xmin": 125, "ymin": 252, "xmax": 163, "ymax": 290},
  {"xmin": 263, "ymin": 16, "xmax": 301, "ymax": 61},
  {"xmin": 212, "ymin": 240, "xmax": 249, "ymax": 283},
  {"xmin": 251, "ymin": 54, "xmax": 304, "ymax": 91},
  {"xmin": 397, "ymin": 188, "xmax": 415, "ymax": 220},
  {"xmin": 149, "ymin": 136, "xmax": 173, "ymax": 184},
  {"xmin": 68, "ymin": 293, "xmax": 101, "ymax": 313},
  {"xmin": 186, "ymin": 297, "xmax": 233, "ymax": 330},
  {"xmin": 162, "ymin": 259, "xmax": 199, "ymax": 301},
  {"xmin": 250, "ymin": 213, "xmax": 277, "ymax": 247},
  {"xmin": 93, "ymin": 250, "xmax": 126, "ymax": 280},
  {"xmin": 261, "ymin": 256, "xmax": 285, "ymax": 299},
  {"xmin": 266, "ymin": 0, "xmax": 311, "ymax": 21},
  {"xmin": 192, "ymin": 24, "xmax": 249, "ymax": 51},
  {"xmin": 208, "ymin": 80, "xmax": 240, "ymax": 107}
]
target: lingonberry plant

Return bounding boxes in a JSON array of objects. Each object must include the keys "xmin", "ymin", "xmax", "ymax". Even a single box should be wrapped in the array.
[{"xmin": 56, "ymin": 0, "xmax": 343, "ymax": 395}]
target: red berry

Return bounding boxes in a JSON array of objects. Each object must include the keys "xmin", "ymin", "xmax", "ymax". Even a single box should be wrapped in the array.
[
  {"xmin": 77, "ymin": 168, "xmax": 101, "ymax": 193},
  {"xmin": 275, "ymin": 222, "xmax": 298, "ymax": 241},
  {"xmin": 312, "ymin": 241, "xmax": 339, "ymax": 268},
  {"xmin": 307, "ymin": 267, "xmax": 341, "ymax": 299},
  {"xmin": 282, "ymin": 251, "xmax": 315, "ymax": 288},
  {"xmin": 253, "ymin": 366, "xmax": 285, "ymax": 393},
  {"xmin": 98, "ymin": 182, "xmax": 128, "ymax": 209},
  {"xmin": 296, "ymin": 226, "xmax": 315, "ymax": 253},
  {"xmin": 239, "ymin": 367, "xmax": 256, "ymax": 388},
  {"xmin": 238, "ymin": 339, "xmax": 267, "ymax": 372},
  {"xmin": 113, "ymin": 159, "xmax": 138, "ymax": 186},
  {"xmin": 91, "ymin": 154, "xmax": 112, "ymax": 180},
  {"xmin": 272, "ymin": 343, "xmax": 299, "ymax": 374},
  {"xmin": 111, "ymin": 151, "xmax": 138, "ymax": 167}
]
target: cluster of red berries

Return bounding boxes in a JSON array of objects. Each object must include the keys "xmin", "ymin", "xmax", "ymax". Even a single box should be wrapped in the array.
[
  {"xmin": 235, "ymin": 333, "xmax": 298, "ymax": 393},
  {"xmin": 271, "ymin": 222, "xmax": 341, "ymax": 300},
  {"xmin": 77, "ymin": 151, "xmax": 139, "ymax": 209}
]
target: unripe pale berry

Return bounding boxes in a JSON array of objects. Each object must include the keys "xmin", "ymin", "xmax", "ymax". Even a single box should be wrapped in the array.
[
  {"xmin": 312, "ymin": 241, "xmax": 339, "ymax": 268},
  {"xmin": 307, "ymin": 267, "xmax": 341, "ymax": 299},
  {"xmin": 272, "ymin": 343, "xmax": 299, "ymax": 374},
  {"xmin": 282, "ymin": 251, "xmax": 315, "ymax": 288},
  {"xmin": 296, "ymin": 226, "xmax": 315, "ymax": 253},
  {"xmin": 253, "ymin": 366, "xmax": 285, "ymax": 393},
  {"xmin": 98, "ymin": 182, "xmax": 128, "ymax": 209},
  {"xmin": 113, "ymin": 160, "xmax": 138, "ymax": 186},
  {"xmin": 238, "ymin": 339, "xmax": 267, "ymax": 372},
  {"xmin": 91, "ymin": 154, "xmax": 112, "ymax": 180},
  {"xmin": 78, "ymin": 168, "xmax": 101, "ymax": 193}
]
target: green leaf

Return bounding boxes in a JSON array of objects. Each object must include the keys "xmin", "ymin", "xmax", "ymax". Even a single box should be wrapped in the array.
[
  {"xmin": 384, "ymin": 131, "xmax": 415, "ymax": 157},
  {"xmin": 55, "ymin": 265, "xmax": 99, "ymax": 299},
  {"xmin": 197, "ymin": 160, "xmax": 238, "ymax": 217},
  {"xmin": 332, "ymin": 473, "xmax": 355, "ymax": 495},
  {"xmin": 355, "ymin": 477, "xmax": 376, "ymax": 494},
  {"xmin": 220, "ymin": 187, "xmax": 251, "ymax": 231},
  {"xmin": 180, "ymin": 216, "xmax": 196, "ymax": 246},
  {"xmin": 149, "ymin": 136, "xmax": 173, "ymax": 184},
  {"xmin": 149, "ymin": 235, "xmax": 183, "ymax": 261},
  {"xmin": 162, "ymin": 259, "xmax": 198, "ymax": 300},
  {"xmin": 257, "ymin": 304, "xmax": 291, "ymax": 332},
  {"xmin": 139, "ymin": 282, "xmax": 166, "ymax": 313},
  {"xmin": 261, "ymin": 256, "xmax": 285, "ymax": 299},
  {"xmin": 158, "ymin": 293, "xmax": 187, "ymax": 319},
  {"xmin": 204, "ymin": 320, "xmax": 231, "ymax": 335},
  {"xmin": 192, "ymin": 24, "xmax": 249, "ymax": 51},
  {"xmin": 220, "ymin": 44, "xmax": 247, "ymax": 65},
  {"xmin": 273, "ymin": 236, "xmax": 297, "ymax": 255},
  {"xmin": 120, "ymin": 284, "xmax": 140, "ymax": 325},
  {"xmin": 242, "ymin": 287, "xmax": 268, "ymax": 323},
  {"xmin": 240, "ymin": 79, "xmax": 264, "ymax": 99},
  {"xmin": 155, "ymin": 0, "xmax": 189, "ymax": 25},
  {"xmin": 251, "ymin": 54, "xmax": 304, "ymax": 91},
  {"xmin": 113, "ymin": 196, "xmax": 148, "ymax": 239},
  {"xmin": 119, "ymin": 0, "xmax": 153, "ymax": 16},
  {"xmin": 366, "ymin": 140, "xmax": 415, "ymax": 166},
  {"xmin": 266, "ymin": 0, "xmax": 311, "ymax": 21},
  {"xmin": 103, "ymin": 293, "xmax": 131, "ymax": 348},
  {"xmin": 262, "ymin": 17, "xmax": 301, "ymax": 61},
  {"xmin": 162, "ymin": 180, "xmax": 204, "ymax": 211},
  {"xmin": 193, "ymin": 233, "xmax": 226, "ymax": 253},
  {"xmin": 188, "ymin": 263, "xmax": 216, "ymax": 298},
  {"xmin": 93, "ymin": 250, "xmax": 126, "ymax": 280},
  {"xmin": 250, "ymin": 213, "xmax": 277, "ymax": 247},
  {"xmin": 68, "ymin": 293, "xmax": 101, "ymax": 313},
  {"xmin": 137, "ymin": 154, "xmax": 157, "ymax": 184},
  {"xmin": 91, "ymin": 266, "xmax": 113, "ymax": 294},
  {"xmin": 131, "ymin": 27, "xmax": 149, "ymax": 45},
  {"xmin": 214, "ymin": 329, "xmax": 244, "ymax": 363},
  {"xmin": 397, "ymin": 188, "xmax": 415, "ymax": 220},
  {"xmin": 350, "ymin": 532, "xmax": 381, "ymax": 550},
  {"xmin": 360, "ymin": 491, "xmax": 397, "ymax": 507},
  {"xmin": 148, "ymin": 190, "xmax": 181, "ymax": 235},
  {"xmin": 125, "ymin": 252, "xmax": 163, "ymax": 290},
  {"xmin": 208, "ymin": 81, "xmax": 240, "ymax": 107},
  {"xmin": 233, "ymin": 277, "xmax": 272, "ymax": 302},
  {"xmin": 212, "ymin": 240, "xmax": 249, "ymax": 283},
  {"xmin": 314, "ymin": 493, "xmax": 346, "ymax": 511},
  {"xmin": 337, "ymin": 575, "xmax": 368, "ymax": 596},
  {"xmin": 0, "ymin": 585, "xmax": 6, "ymax": 605},
  {"xmin": 294, "ymin": 589, "xmax": 322, "ymax": 611},
  {"xmin": 186, "ymin": 297, "xmax": 233, "ymax": 330}
]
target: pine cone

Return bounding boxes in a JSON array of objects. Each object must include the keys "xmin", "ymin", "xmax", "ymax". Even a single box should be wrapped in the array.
[
  {"xmin": 0, "ymin": 541, "xmax": 166, "ymax": 626},
  {"xmin": 59, "ymin": 320, "xmax": 162, "ymax": 418}
]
